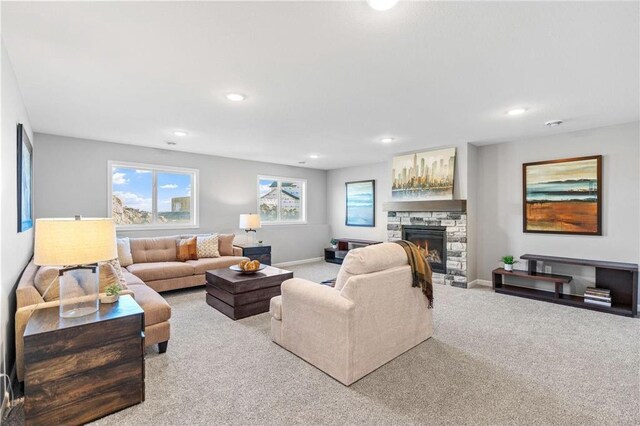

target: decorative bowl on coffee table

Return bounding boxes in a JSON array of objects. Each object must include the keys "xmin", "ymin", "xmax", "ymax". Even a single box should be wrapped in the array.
[{"xmin": 229, "ymin": 264, "xmax": 268, "ymax": 274}]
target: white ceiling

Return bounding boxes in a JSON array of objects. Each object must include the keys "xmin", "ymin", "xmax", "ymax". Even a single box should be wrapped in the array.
[{"xmin": 2, "ymin": 1, "xmax": 638, "ymax": 170}]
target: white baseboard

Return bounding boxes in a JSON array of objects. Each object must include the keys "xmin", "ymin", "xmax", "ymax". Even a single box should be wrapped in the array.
[
  {"xmin": 468, "ymin": 279, "xmax": 492, "ymax": 288},
  {"xmin": 273, "ymin": 257, "xmax": 324, "ymax": 267}
]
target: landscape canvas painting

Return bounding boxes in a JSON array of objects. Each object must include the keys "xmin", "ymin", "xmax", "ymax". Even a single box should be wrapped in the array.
[
  {"xmin": 392, "ymin": 148, "xmax": 456, "ymax": 201},
  {"xmin": 345, "ymin": 180, "xmax": 375, "ymax": 227},
  {"xmin": 17, "ymin": 123, "xmax": 33, "ymax": 232},
  {"xmin": 523, "ymin": 155, "xmax": 602, "ymax": 235}
]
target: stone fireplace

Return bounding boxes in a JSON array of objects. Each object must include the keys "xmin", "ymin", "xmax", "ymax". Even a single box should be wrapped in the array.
[
  {"xmin": 385, "ymin": 202, "xmax": 468, "ymax": 288},
  {"xmin": 402, "ymin": 226, "xmax": 447, "ymax": 274}
]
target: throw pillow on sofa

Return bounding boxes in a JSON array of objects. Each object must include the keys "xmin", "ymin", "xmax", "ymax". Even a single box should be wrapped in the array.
[
  {"xmin": 34, "ymin": 263, "xmax": 126, "ymax": 303},
  {"xmin": 218, "ymin": 234, "xmax": 235, "ymax": 256},
  {"xmin": 177, "ymin": 236, "xmax": 198, "ymax": 261},
  {"xmin": 197, "ymin": 234, "xmax": 220, "ymax": 258},
  {"xmin": 117, "ymin": 237, "xmax": 134, "ymax": 267}
]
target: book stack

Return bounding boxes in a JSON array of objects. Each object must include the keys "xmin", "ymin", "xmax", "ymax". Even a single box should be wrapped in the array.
[{"xmin": 584, "ymin": 287, "xmax": 611, "ymax": 307}]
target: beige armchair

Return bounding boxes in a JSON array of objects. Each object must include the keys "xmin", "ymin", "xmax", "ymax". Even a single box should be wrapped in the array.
[{"xmin": 270, "ymin": 242, "xmax": 433, "ymax": 386}]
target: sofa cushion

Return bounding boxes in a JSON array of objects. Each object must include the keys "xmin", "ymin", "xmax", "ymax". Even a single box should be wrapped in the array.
[
  {"xmin": 128, "ymin": 284, "xmax": 171, "ymax": 326},
  {"xmin": 104, "ymin": 258, "xmax": 127, "ymax": 285},
  {"xmin": 122, "ymin": 271, "xmax": 146, "ymax": 286},
  {"xmin": 270, "ymin": 295, "xmax": 282, "ymax": 320},
  {"xmin": 218, "ymin": 234, "xmax": 235, "ymax": 256},
  {"xmin": 186, "ymin": 256, "xmax": 247, "ymax": 274},
  {"xmin": 176, "ymin": 236, "xmax": 198, "ymax": 261},
  {"xmin": 335, "ymin": 243, "xmax": 408, "ymax": 291},
  {"xmin": 117, "ymin": 237, "xmax": 134, "ymax": 267},
  {"xmin": 197, "ymin": 234, "xmax": 220, "ymax": 258},
  {"xmin": 126, "ymin": 262, "xmax": 195, "ymax": 282},
  {"xmin": 130, "ymin": 236, "xmax": 178, "ymax": 263}
]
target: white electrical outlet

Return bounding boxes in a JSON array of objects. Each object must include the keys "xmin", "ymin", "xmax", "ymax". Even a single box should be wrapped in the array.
[{"xmin": 545, "ymin": 266, "xmax": 552, "ymax": 274}]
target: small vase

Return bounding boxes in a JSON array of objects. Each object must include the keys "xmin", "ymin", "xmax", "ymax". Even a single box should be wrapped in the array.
[
  {"xmin": 331, "ymin": 244, "xmax": 338, "ymax": 249},
  {"xmin": 504, "ymin": 264, "xmax": 513, "ymax": 272},
  {"xmin": 100, "ymin": 294, "xmax": 120, "ymax": 304}
]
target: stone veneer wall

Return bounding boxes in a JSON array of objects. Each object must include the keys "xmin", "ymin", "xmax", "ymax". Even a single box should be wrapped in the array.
[{"xmin": 387, "ymin": 211, "xmax": 468, "ymax": 288}]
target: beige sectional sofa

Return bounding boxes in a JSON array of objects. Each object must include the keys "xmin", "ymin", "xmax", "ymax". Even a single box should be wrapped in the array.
[
  {"xmin": 125, "ymin": 235, "xmax": 247, "ymax": 292},
  {"xmin": 15, "ymin": 233, "xmax": 247, "ymax": 382}
]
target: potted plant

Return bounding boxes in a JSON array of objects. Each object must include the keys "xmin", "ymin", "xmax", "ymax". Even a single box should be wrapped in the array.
[
  {"xmin": 330, "ymin": 238, "xmax": 338, "ymax": 249},
  {"xmin": 101, "ymin": 283, "xmax": 122, "ymax": 304},
  {"xmin": 501, "ymin": 255, "xmax": 519, "ymax": 271}
]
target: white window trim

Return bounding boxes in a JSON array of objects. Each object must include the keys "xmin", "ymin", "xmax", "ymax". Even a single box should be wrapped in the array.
[
  {"xmin": 108, "ymin": 160, "xmax": 199, "ymax": 230},
  {"xmin": 257, "ymin": 175, "xmax": 307, "ymax": 225}
]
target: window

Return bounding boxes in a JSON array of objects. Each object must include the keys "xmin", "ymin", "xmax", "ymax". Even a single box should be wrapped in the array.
[
  {"xmin": 109, "ymin": 161, "xmax": 198, "ymax": 229},
  {"xmin": 258, "ymin": 176, "xmax": 306, "ymax": 224}
]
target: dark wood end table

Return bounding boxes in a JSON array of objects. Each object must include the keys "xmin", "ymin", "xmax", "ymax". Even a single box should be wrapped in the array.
[
  {"xmin": 234, "ymin": 244, "xmax": 272, "ymax": 265},
  {"xmin": 205, "ymin": 266, "xmax": 293, "ymax": 319},
  {"xmin": 23, "ymin": 295, "xmax": 145, "ymax": 425}
]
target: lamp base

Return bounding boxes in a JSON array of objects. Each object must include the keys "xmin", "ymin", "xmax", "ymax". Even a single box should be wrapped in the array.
[{"xmin": 59, "ymin": 265, "xmax": 99, "ymax": 318}]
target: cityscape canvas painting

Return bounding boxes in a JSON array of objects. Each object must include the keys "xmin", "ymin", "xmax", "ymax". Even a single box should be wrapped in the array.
[
  {"xmin": 523, "ymin": 155, "xmax": 602, "ymax": 235},
  {"xmin": 345, "ymin": 180, "xmax": 375, "ymax": 227},
  {"xmin": 392, "ymin": 148, "xmax": 456, "ymax": 200},
  {"xmin": 17, "ymin": 123, "xmax": 33, "ymax": 232}
]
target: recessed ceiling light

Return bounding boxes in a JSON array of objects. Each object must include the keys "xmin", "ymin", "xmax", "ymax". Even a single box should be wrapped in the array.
[
  {"xmin": 173, "ymin": 130, "xmax": 188, "ymax": 137},
  {"xmin": 507, "ymin": 108, "xmax": 527, "ymax": 116},
  {"xmin": 367, "ymin": 0, "xmax": 399, "ymax": 11},
  {"xmin": 545, "ymin": 119, "xmax": 563, "ymax": 127},
  {"xmin": 380, "ymin": 137, "xmax": 396, "ymax": 143},
  {"xmin": 166, "ymin": 141, "xmax": 177, "ymax": 146},
  {"xmin": 310, "ymin": 154, "xmax": 319, "ymax": 159},
  {"xmin": 225, "ymin": 93, "xmax": 246, "ymax": 102}
]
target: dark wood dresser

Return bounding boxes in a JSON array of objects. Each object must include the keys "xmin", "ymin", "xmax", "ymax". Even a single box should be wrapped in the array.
[
  {"xmin": 235, "ymin": 244, "xmax": 272, "ymax": 265},
  {"xmin": 23, "ymin": 295, "xmax": 145, "ymax": 425}
]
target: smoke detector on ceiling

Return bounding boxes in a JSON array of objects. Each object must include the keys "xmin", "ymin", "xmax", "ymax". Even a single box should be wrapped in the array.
[{"xmin": 545, "ymin": 120, "xmax": 563, "ymax": 127}]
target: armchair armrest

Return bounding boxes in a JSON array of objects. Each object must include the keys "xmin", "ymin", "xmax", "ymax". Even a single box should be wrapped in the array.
[
  {"xmin": 232, "ymin": 246, "xmax": 243, "ymax": 256},
  {"xmin": 279, "ymin": 278, "xmax": 355, "ymax": 383}
]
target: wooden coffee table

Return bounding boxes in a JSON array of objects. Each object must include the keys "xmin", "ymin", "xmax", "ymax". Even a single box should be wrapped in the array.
[{"xmin": 205, "ymin": 266, "xmax": 293, "ymax": 320}]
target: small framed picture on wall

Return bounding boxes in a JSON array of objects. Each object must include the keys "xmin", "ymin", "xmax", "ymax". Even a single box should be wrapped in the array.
[{"xmin": 345, "ymin": 180, "xmax": 375, "ymax": 227}]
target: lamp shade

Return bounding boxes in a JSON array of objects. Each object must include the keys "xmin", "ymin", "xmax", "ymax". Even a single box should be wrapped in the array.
[
  {"xmin": 239, "ymin": 214, "xmax": 261, "ymax": 230},
  {"xmin": 34, "ymin": 218, "xmax": 117, "ymax": 266}
]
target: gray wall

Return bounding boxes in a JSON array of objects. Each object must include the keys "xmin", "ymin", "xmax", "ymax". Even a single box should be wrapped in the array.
[
  {"xmin": 34, "ymin": 133, "xmax": 330, "ymax": 264},
  {"xmin": 476, "ymin": 122, "xmax": 640, "ymax": 294},
  {"xmin": 1, "ymin": 42, "xmax": 35, "ymax": 382}
]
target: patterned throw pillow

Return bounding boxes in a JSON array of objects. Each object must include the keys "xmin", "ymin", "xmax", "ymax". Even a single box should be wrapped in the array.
[
  {"xmin": 176, "ymin": 236, "xmax": 198, "ymax": 261},
  {"xmin": 197, "ymin": 234, "xmax": 220, "ymax": 258},
  {"xmin": 218, "ymin": 234, "xmax": 235, "ymax": 256},
  {"xmin": 117, "ymin": 237, "xmax": 133, "ymax": 267},
  {"xmin": 104, "ymin": 258, "xmax": 127, "ymax": 285}
]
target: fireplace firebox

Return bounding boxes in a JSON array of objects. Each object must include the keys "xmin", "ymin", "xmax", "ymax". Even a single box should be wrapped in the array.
[{"xmin": 402, "ymin": 226, "xmax": 447, "ymax": 274}]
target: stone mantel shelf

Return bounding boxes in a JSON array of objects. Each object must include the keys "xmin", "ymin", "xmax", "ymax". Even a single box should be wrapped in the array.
[{"xmin": 382, "ymin": 200, "xmax": 467, "ymax": 212}]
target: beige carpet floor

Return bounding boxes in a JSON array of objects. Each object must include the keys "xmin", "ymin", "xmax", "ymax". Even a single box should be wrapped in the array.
[{"xmin": 66, "ymin": 262, "xmax": 640, "ymax": 424}]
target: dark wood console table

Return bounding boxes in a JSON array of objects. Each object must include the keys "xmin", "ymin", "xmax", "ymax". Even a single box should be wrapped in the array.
[
  {"xmin": 324, "ymin": 238, "xmax": 382, "ymax": 265},
  {"xmin": 492, "ymin": 254, "xmax": 638, "ymax": 317}
]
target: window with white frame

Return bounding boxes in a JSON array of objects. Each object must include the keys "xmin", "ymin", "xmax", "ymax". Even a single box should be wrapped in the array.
[
  {"xmin": 258, "ymin": 176, "xmax": 306, "ymax": 224},
  {"xmin": 109, "ymin": 161, "xmax": 198, "ymax": 228}
]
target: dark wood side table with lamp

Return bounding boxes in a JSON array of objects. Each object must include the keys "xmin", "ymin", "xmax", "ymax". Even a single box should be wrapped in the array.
[{"xmin": 23, "ymin": 295, "xmax": 145, "ymax": 425}]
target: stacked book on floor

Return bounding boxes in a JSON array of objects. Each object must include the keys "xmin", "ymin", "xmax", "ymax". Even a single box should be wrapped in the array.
[{"xmin": 584, "ymin": 287, "xmax": 611, "ymax": 307}]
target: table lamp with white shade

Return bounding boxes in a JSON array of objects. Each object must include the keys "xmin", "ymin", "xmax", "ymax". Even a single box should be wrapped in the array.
[
  {"xmin": 239, "ymin": 213, "xmax": 261, "ymax": 246},
  {"xmin": 34, "ymin": 217, "xmax": 117, "ymax": 318}
]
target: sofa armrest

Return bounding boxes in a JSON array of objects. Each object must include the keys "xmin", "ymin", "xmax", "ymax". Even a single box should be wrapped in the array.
[
  {"xmin": 279, "ymin": 278, "xmax": 355, "ymax": 383},
  {"xmin": 232, "ymin": 246, "xmax": 243, "ymax": 256}
]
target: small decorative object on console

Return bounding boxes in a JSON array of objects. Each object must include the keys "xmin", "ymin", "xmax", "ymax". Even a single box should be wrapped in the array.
[
  {"xmin": 500, "ymin": 255, "xmax": 519, "ymax": 271},
  {"xmin": 101, "ymin": 283, "xmax": 122, "ymax": 304}
]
